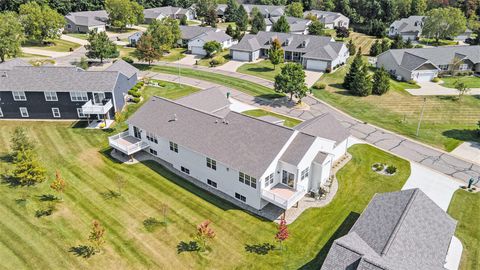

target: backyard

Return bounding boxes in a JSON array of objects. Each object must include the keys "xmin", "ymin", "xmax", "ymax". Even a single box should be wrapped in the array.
[
  {"xmin": 314, "ymin": 58, "xmax": 480, "ymax": 151},
  {"xmin": 22, "ymin": 39, "xmax": 81, "ymax": 52},
  {"xmin": 441, "ymin": 76, "xmax": 480, "ymax": 89},
  {"xmin": 243, "ymin": 109, "xmax": 302, "ymax": 127}
]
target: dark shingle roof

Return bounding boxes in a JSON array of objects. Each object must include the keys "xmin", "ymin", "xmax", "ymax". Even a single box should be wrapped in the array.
[
  {"xmin": 294, "ymin": 113, "xmax": 350, "ymax": 143},
  {"xmin": 321, "ymin": 189, "xmax": 457, "ymax": 270},
  {"xmin": 65, "ymin": 10, "xmax": 108, "ymax": 27},
  {"xmin": 105, "ymin": 59, "xmax": 139, "ymax": 78}
]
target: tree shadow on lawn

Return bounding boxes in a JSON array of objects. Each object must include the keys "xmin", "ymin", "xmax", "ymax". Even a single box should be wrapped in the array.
[
  {"xmin": 245, "ymin": 67, "xmax": 276, "ymax": 73},
  {"xmin": 244, "ymin": 242, "xmax": 276, "ymax": 255},
  {"xmin": 299, "ymin": 211, "xmax": 360, "ymax": 270},
  {"xmin": 442, "ymin": 129, "xmax": 480, "ymax": 143}
]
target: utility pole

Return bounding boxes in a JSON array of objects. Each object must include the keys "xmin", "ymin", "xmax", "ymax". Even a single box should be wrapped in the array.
[
  {"xmin": 178, "ymin": 55, "xmax": 181, "ymax": 84},
  {"xmin": 416, "ymin": 97, "xmax": 427, "ymax": 137}
]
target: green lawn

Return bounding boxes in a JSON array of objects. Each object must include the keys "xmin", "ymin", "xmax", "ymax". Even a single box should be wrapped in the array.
[
  {"xmin": 237, "ymin": 60, "xmax": 284, "ymax": 81},
  {"xmin": 23, "ymin": 39, "xmax": 81, "ymax": 52},
  {"xmin": 419, "ymin": 38, "xmax": 458, "ymax": 46},
  {"xmin": 66, "ymin": 33, "xmax": 89, "ymax": 40},
  {"xmin": 216, "ymin": 22, "xmax": 236, "ymax": 30},
  {"xmin": 161, "ymin": 48, "xmax": 187, "ymax": 62},
  {"xmin": 243, "ymin": 109, "xmax": 302, "ymax": 127},
  {"xmin": 135, "ymin": 64, "xmax": 283, "ymax": 99},
  {"xmin": 197, "ymin": 50, "xmax": 231, "ymax": 67},
  {"xmin": 441, "ymin": 76, "xmax": 480, "ymax": 89},
  {"xmin": 117, "ymin": 46, "xmax": 137, "ymax": 60},
  {"xmin": 447, "ymin": 190, "xmax": 480, "ymax": 270},
  {"xmin": 186, "ymin": 20, "xmax": 200, "ymax": 25},
  {"xmin": 0, "ymin": 111, "xmax": 410, "ymax": 270},
  {"xmin": 315, "ymin": 58, "xmax": 480, "ymax": 151}
]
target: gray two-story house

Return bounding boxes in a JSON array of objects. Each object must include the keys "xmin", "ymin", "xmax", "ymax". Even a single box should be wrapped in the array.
[{"xmin": 0, "ymin": 59, "xmax": 138, "ymax": 120}]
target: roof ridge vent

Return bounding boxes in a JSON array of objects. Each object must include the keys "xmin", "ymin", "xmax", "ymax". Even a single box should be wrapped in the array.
[{"xmin": 169, "ymin": 113, "xmax": 178, "ymax": 122}]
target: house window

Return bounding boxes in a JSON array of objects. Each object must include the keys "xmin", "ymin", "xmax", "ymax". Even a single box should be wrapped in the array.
[
  {"xmin": 77, "ymin": 108, "xmax": 87, "ymax": 118},
  {"xmin": 52, "ymin": 108, "xmax": 61, "ymax": 118},
  {"xmin": 235, "ymin": 192, "xmax": 246, "ymax": 202},
  {"xmin": 0, "ymin": 107, "xmax": 3, "ymax": 117},
  {"xmin": 169, "ymin": 141, "xmax": 178, "ymax": 153},
  {"xmin": 44, "ymin": 91, "xmax": 58, "ymax": 101},
  {"xmin": 264, "ymin": 173, "xmax": 274, "ymax": 187},
  {"xmin": 207, "ymin": 179, "xmax": 217, "ymax": 188},
  {"xmin": 181, "ymin": 166, "xmax": 190, "ymax": 174},
  {"xmin": 70, "ymin": 91, "xmax": 88, "ymax": 102},
  {"xmin": 239, "ymin": 172, "xmax": 256, "ymax": 188},
  {"xmin": 439, "ymin": 65, "xmax": 449, "ymax": 71},
  {"xmin": 19, "ymin": 107, "xmax": 29, "ymax": 118},
  {"xmin": 459, "ymin": 64, "xmax": 469, "ymax": 71},
  {"xmin": 12, "ymin": 91, "xmax": 26, "ymax": 101},
  {"xmin": 149, "ymin": 148, "xmax": 158, "ymax": 155},
  {"xmin": 301, "ymin": 167, "xmax": 309, "ymax": 180},
  {"xmin": 206, "ymin": 157, "xmax": 216, "ymax": 170},
  {"xmin": 146, "ymin": 132, "xmax": 158, "ymax": 143}
]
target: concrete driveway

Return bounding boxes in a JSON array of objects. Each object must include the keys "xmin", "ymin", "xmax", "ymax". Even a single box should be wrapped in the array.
[
  {"xmin": 174, "ymin": 54, "xmax": 202, "ymax": 65},
  {"xmin": 406, "ymin": 81, "xmax": 480, "ymax": 95},
  {"xmin": 215, "ymin": 60, "xmax": 247, "ymax": 72},
  {"xmin": 304, "ymin": 70, "xmax": 323, "ymax": 88},
  {"xmin": 451, "ymin": 141, "xmax": 480, "ymax": 165}
]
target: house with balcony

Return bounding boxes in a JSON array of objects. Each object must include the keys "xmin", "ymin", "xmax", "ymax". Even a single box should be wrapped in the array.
[
  {"xmin": 0, "ymin": 59, "xmax": 138, "ymax": 121},
  {"xmin": 109, "ymin": 95, "xmax": 350, "ymax": 211},
  {"xmin": 230, "ymin": 31, "xmax": 348, "ymax": 71}
]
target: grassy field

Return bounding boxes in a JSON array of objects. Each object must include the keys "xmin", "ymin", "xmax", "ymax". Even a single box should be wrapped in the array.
[
  {"xmin": 315, "ymin": 58, "xmax": 480, "ymax": 151},
  {"xmin": 237, "ymin": 60, "xmax": 284, "ymax": 81},
  {"xmin": 447, "ymin": 190, "xmax": 480, "ymax": 270},
  {"xmin": 441, "ymin": 76, "xmax": 480, "ymax": 89},
  {"xmin": 0, "ymin": 109, "xmax": 410, "ymax": 270},
  {"xmin": 23, "ymin": 39, "xmax": 81, "ymax": 52},
  {"xmin": 243, "ymin": 109, "xmax": 302, "ymax": 127},
  {"xmin": 197, "ymin": 50, "xmax": 231, "ymax": 67},
  {"xmin": 419, "ymin": 38, "xmax": 458, "ymax": 46},
  {"xmin": 347, "ymin": 32, "xmax": 379, "ymax": 55},
  {"xmin": 135, "ymin": 64, "xmax": 283, "ymax": 99},
  {"xmin": 66, "ymin": 33, "xmax": 89, "ymax": 40}
]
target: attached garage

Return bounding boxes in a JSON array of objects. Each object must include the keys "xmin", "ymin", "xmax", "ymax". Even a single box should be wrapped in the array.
[
  {"xmin": 232, "ymin": 50, "xmax": 251, "ymax": 61},
  {"xmin": 191, "ymin": 46, "xmax": 206, "ymax": 56},
  {"xmin": 412, "ymin": 71, "xmax": 436, "ymax": 82},
  {"xmin": 305, "ymin": 59, "xmax": 329, "ymax": 71}
]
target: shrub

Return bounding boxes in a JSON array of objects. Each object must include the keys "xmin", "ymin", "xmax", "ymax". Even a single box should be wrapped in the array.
[
  {"xmin": 122, "ymin": 56, "xmax": 134, "ymax": 64},
  {"xmin": 132, "ymin": 97, "xmax": 141, "ymax": 103},
  {"xmin": 406, "ymin": 79, "xmax": 417, "ymax": 85},
  {"xmin": 209, "ymin": 59, "xmax": 220, "ymax": 67},
  {"xmin": 431, "ymin": 77, "xmax": 440, "ymax": 83},
  {"xmin": 143, "ymin": 217, "xmax": 162, "ymax": 232},
  {"xmin": 372, "ymin": 163, "xmax": 384, "ymax": 171},
  {"xmin": 128, "ymin": 89, "xmax": 137, "ymax": 96},
  {"xmin": 131, "ymin": 92, "xmax": 141, "ymax": 98},
  {"xmin": 137, "ymin": 81, "xmax": 144, "ymax": 87},
  {"xmin": 386, "ymin": 165, "xmax": 397, "ymax": 174},
  {"xmin": 313, "ymin": 82, "xmax": 326, "ymax": 89},
  {"xmin": 414, "ymin": 44, "xmax": 423, "ymax": 48},
  {"xmin": 325, "ymin": 67, "xmax": 331, "ymax": 73}
]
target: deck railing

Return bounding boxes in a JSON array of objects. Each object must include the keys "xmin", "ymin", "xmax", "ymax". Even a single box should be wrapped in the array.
[
  {"xmin": 261, "ymin": 187, "xmax": 306, "ymax": 209},
  {"xmin": 108, "ymin": 131, "xmax": 148, "ymax": 155},
  {"xmin": 82, "ymin": 99, "xmax": 113, "ymax": 115}
]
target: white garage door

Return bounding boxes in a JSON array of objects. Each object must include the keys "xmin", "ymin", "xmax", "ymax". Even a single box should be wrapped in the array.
[
  {"xmin": 232, "ymin": 51, "xmax": 250, "ymax": 61},
  {"xmin": 191, "ymin": 46, "xmax": 206, "ymax": 56},
  {"xmin": 414, "ymin": 72, "xmax": 435, "ymax": 82},
  {"xmin": 306, "ymin": 59, "xmax": 328, "ymax": 71}
]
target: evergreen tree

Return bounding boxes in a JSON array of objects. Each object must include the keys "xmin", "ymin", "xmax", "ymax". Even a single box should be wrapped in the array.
[
  {"xmin": 350, "ymin": 64, "xmax": 372, "ymax": 96},
  {"xmin": 235, "ymin": 5, "xmax": 249, "ymax": 31},
  {"xmin": 381, "ymin": 38, "xmax": 391, "ymax": 53},
  {"xmin": 272, "ymin": 15, "xmax": 290, "ymax": 32},
  {"xmin": 224, "ymin": 0, "xmax": 239, "ymax": 22},
  {"xmin": 347, "ymin": 39, "xmax": 356, "ymax": 55},
  {"xmin": 269, "ymin": 38, "xmax": 284, "ymax": 69},
  {"xmin": 8, "ymin": 149, "xmax": 47, "ymax": 186},
  {"xmin": 344, "ymin": 52, "xmax": 363, "ymax": 90},
  {"xmin": 226, "ymin": 24, "xmax": 235, "ymax": 37},
  {"xmin": 391, "ymin": 34, "xmax": 404, "ymax": 49},
  {"xmin": 372, "ymin": 67, "xmax": 390, "ymax": 95},
  {"xmin": 308, "ymin": 20, "xmax": 325, "ymax": 35},
  {"xmin": 369, "ymin": 40, "xmax": 382, "ymax": 56},
  {"xmin": 179, "ymin": 15, "xmax": 187, "ymax": 25},
  {"xmin": 251, "ymin": 7, "xmax": 266, "ymax": 34}
]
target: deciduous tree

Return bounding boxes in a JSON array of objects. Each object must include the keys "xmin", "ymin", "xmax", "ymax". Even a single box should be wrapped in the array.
[
  {"xmin": 269, "ymin": 38, "xmax": 284, "ymax": 69},
  {"xmin": 275, "ymin": 217, "xmax": 289, "ymax": 250},
  {"xmin": 196, "ymin": 220, "xmax": 215, "ymax": 251},
  {"xmin": 136, "ymin": 33, "xmax": 161, "ymax": 65},
  {"xmin": 454, "ymin": 80, "xmax": 470, "ymax": 99},
  {"xmin": 50, "ymin": 170, "xmax": 67, "ymax": 194},
  {"xmin": 0, "ymin": 12, "xmax": 24, "ymax": 62},
  {"xmin": 203, "ymin": 41, "xmax": 222, "ymax": 57},
  {"xmin": 335, "ymin": 26, "xmax": 350, "ymax": 39},
  {"xmin": 85, "ymin": 30, "xmax": 119, "ymax": 63},
  {"xmin": 285, "ymin": 2, "xmax": 304, "ymax": 18},
  {"xmin": 272, "ymin": 15, "xmax": 290, "ymax": 32},
  {"xmin": 274, "ymin": 62, "xmax": 308, "ymax": 102},
  {"xmin": 89, "ymin": 220, "xmax": 106, "ymax": 251},
  {"xmin": 195, "ymin": 0, "xmax": 217, "ymax": 25},
  {"xmin": 410, "ymin": 0, "xmax": 427, "ymax": 15},
  {"xmin": 423, "ymin": 7, "xmax": 467, "ymax": 44},
  {"xmin": 308, "ymin": 20, "xmax": 325, "ymax": 35},
  {"xmin": 19, "ymin": 2, "xmax": 65, "ymax": 42},
  {"xmin": 105, "ymin": 0, "xmax": 144, "ymax": 30},
  {"xmin": 147, "ymin": 18, "xmax": 181, "ymax": 53}
]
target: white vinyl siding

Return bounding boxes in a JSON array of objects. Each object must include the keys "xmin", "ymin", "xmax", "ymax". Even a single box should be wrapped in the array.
[
  {"xmin": 19, "ymin": 107, "xmax": 29, "ymax": 117},
  {"xmin": 169, "ymin": 141, "xmax": 178, "ymax": 153},
  {"xmin": 235, "ymin": 192, "xmax": 246, "ymax": 202},
  {"xmin": 206, "ymin": 157, "xmax": 216, "ymax": 170},
  {"xmin": 44, "ymin": 91, "xmax": 58, "ymax": 101},
  {"xmin": 239, "ymin": 172, "xmax": 257, "ymax": 189},
  {"xmin": 70, "ymin": 92, "xmax": 88, "ymax": 102},
  {"xmin": 12, "ymin": 91, "xmax": 26, "ymax": 101}
]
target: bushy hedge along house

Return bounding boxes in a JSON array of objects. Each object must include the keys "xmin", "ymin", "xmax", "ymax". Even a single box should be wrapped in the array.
[
  {"xmin": 0, "ymin": 59, "xmax": 138, "ymax": 120},
  {"xmin": 109, "ymin": 95, "xmax": 350, "ymax": 211},
  {"xmin": 230, "ymin": 31, "xmax": 348, "ymax": 71},
  {"xmin": 376, "ymin": 45, "xmax": 480, "ymax": 82}
]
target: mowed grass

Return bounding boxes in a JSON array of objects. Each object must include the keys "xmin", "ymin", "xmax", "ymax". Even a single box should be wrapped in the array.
[
  {"xmin": 448, "ymin": 190, "xmax": 480, "ymax": 270},
  {"xmin": 0, "ymin": 111, "xmax": 409, "ymax": 270},
  {"xmin": 315, "ymin": 58, "xmax": 480, "ymax": 151},
  {"xmin": 243, "ymin": 109, "xmax": 302, "ymax": 127},
  {"xmin": 237, "ymin": 60, "xmax": 284, "ymax": 81},
  {"xmin": 135, "ymin": 64, "xmax": 284, "ymax": 99},
  {"xmin": 162, "ymin": 48, "xmax": 187, "ymax": 62},
  {"xmin": 346, "ymin": 32, "xmax": 380, "ymax": 55},
  {"xmin": 441, "ymin": 76, "xmax": 480, "ymax": 89},
  {"xmin": 65, "ymin": 33, "xmax": 89, "ymax": 40},
  {"xmin": 197, "ymin": 50, "xmax": 231, "ymax": 67},
  {"xmin": 23, "ymin": 39, "xmax": 81, "ymax": 52}
]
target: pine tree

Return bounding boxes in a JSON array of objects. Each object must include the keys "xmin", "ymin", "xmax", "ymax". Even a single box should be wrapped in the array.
[
  {"xmin": 250, "ymin": 7, "xmax": 266, "ymax": 34},
  {"xmin": 372, "ymin": 67, "xmax": 390, "ymax": 95},
  {"xmin": 10, "ymin": 127, "xmax": 34, "ymax": 160},
  {"xmin": 343, "ymin": 52, "xmax": 363, "ymax": 90},
  {"xmin": 235, "ymin": 5, "xmax": 248, "ymax": 31},
  {"xmin": 224, "ymin": 0, "xmax": 239, "ymax": 22},
  {"xmin": 272, "ymin": 15, "xmax": 290, "ymax": 33},
  {"xmin": 347, "ymin": 39, "xmax": 356, "ymax": 55},
  {"xmin": 351, "ymin": 64, "xmax": 372, "ymax": 96},
  {"xmin": 369, "ymin": 40, "xmax": 382, "ymax": 56},
  {"xmin": 8, "ymin": 149, "xmax": 47, "ymax": 186}
]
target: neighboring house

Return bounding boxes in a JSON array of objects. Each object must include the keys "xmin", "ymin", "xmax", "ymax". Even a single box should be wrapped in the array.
[
  {"xmin": 303, "ymin": 10, "xmax": 349, "ymax": 29},
  {"xmin": 108, "ymin": 95, "xmax": 350, "ymax": 210},
  {"xmin": 216, "ymin": 4, "xmax": 227, "ymax": 18},
  {"xmin": 267, "ymin": 16, "xmax": 312, "ymax": 35},
  {"xmin": 187, "ymin": 30, "xmax": 235, "ymax": 55},
  {"xmin": 179, "ymin": 25, "xmax": 217, "ymax": 46},
  {"xmin": 128, "ymin": 31, "xmax": 143, "ymax": 47},
  {"xmin": 65, "ymin": 10, "xmax": 108, "ymax": 33},
  {"xmin": 376, "ymin": 45, "xmax": 480, "ymax": 82},
  {"xmin": 321, "ymin": 188, "xmax": 458, "ymax": 270},
  {"xmin": 389, "ymin": 15, "xmax": 472, "ymax": 42},
  {"xmin": 143, "ymin": 6, "xmax": 195, "ymax": 24},
  {"xmin": 0, "ymin": 59, "xmax": 138, "ymax": 120},
  {"xmin": 230, "ymin": 31, "xmax": 349, "ymax": 71},
  {"xmin": 243, "ymin": 4, "xmax": 285, "ymax": 18}
]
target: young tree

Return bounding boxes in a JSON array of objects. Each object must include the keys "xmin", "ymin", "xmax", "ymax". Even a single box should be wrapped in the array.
[
  {"xmin": 196, "ymin": 220, "xmax": 215, "ymax": 251},
  {"xmin": 224, "ymin": 0, "xmax": 239, "ymax": 22},
  {"xmin": 350, "ymin": 64, "xmax": 372, "ymax": 96},
  {"xmin": 136, "ymin": 33, "xmax": 161, "ymax": 65},
  {"xmin": 50, "ymin": 170, "xmax": 67, "ymax": 196},
  {"xmin": 235, "ymin": 5, "xmax": 249, "ymax": 32},
  {"xmin": 275, "ymin": 217, "xmax": 289, "ymax": 251},
  {"xmin": 272, "ymin": 16, "xmax": 290, "ymax": 33},
  {"xmin": 308, "ymin": 20, "xmax": 325, "ymax": 35},
  {"xmin": 105, "ymin": 0, "xmax": 144, "ymax": 30},
  {"xmin": 8, "ymin": 149, "xmax": 47, "ymax": 186},
  {"xmin": 203, "ymin": 41, "xmax": 222, "ymax": 57},
  {"xmin": 160, "ymin": 203, "xmax": 169, "ymax": 226},
  {"xmin": 369, "ymin": 40, "xmax": 382, "ymax": 56},
  {"xmin": 454, "ymin": 80, "xmax": 471, "ymax": 99},
  {"xmin": 347, "ymin": 39, "xmax": 356, "ymax": 55},
  {"xmin": 274, "ymin": 63, "xmax": 308, "ymax": 102},
  {"xmin": 423, "ymin": 7, "xmax": 467, "ymax": 44},
  {"xmin": 390, "ymin": 34, "xmax": 404, "ymax": 49},
  {"xmin": 19, "ymin": 2, "xmax": 65, "ymax": 42},
  {"xmin": 372, "ymin": 67, "xmax": 390, "ymax": 95},
  {"xmin": 410, "ymin": 0, "xmax": 427, "ymax": 15},
  {"xmin": 116, "ymin": 176, "xmax": 127, "ymax": 196},
  {"xmin": 85, "ymin": 30, "xmax": 119, "ymax": 63},
  {"xmin": 285, "ymin": 2, "xmax": 304, "ymax": 18},
  {"xmin": 10, "ymin": 127, "xmax": 34, "ymax": 160},
  {"xmin": 89, "ymin": 220, "xmax": 106, "ymax": 251},
  {"xmin": 226, "ymin": 24, "xmax": 235, "ymax": 37},
  {"xmin": 195, "ymin": 0, "xmax": 217, "ymax": 25},
  {"xmin": 0, "ymin": 12, "xmax": 25, "ymax": 62},
  {"xmin": 179, "ymin": 15, "xmax": 187, "ymax": 25},
  {"xmin": 381, "ymin": 38, "xmax": 391, "ymax": 53},
  {"xmin": 269, "ymin": 38, "xmax": 284, "ymax": 69},
  {"xmin": 251, "ymin": 7, "xmax": 266, "ymax": 34},
  {"xmin": 344, "ymin": 52, "xmax": 363, "ymax": 90},
  {"xmin": 335, "ymin": 26, "xmax": 350, "ymax": 39}
]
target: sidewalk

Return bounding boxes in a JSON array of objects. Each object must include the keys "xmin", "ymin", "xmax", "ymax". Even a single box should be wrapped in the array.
[{"xmin": 406, "ymin": 81, "xmax": 480, "ymax": 96}]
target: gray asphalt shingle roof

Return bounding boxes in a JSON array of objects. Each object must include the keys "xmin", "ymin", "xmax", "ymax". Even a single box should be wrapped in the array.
[
  {"xmin": 390, "ymin": 16, "xmax": 425, "ymax": 34},
  {"xmin": 230, "ymin": 31, "xmax": 345, "ymax": 60},
  {"xmin": 65, "ymin": 10, "xmax": 108, "ymax": 27},
  {"xmin": 180, "ymin": 25, "xmax": 217, "ymax": 40},
  {"xmin": 321, "ymin": 189, "xmax": 457, "ymax": 270},
  {"xmin": 0, "ymin": 58, "xmax": 31, "ymax": 70},
  {"xmin": 294, "ymin": 113, "xmax": 349, "ymax": 143},
  {"xmin": 243, "ymin": 4, "xmax": 285, "ymax": 17},
  {"xmin": 303, "ymin": 10, "xmax": 348, "ymax": 24},
  {"xmin": 280, "ymin": 133, "xmax": 316, "ymax": 165},
  {"xmin": 197, "ymin": 31, "xmax": 232, "ymax": 43},
  {"xmin": 105, "ymin": 59, "xmax": 139, "ymax": 79},
  {"xmin": 177, "ymin": 87, "xmax": 230, "ymax": 115},
  {"xmin": 268, "ymin": 16, "xmax": 311, "ymax": 32},
  {"xmin": 143, "ymin": 6, "xmax": 190, "ymax": 20}
]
